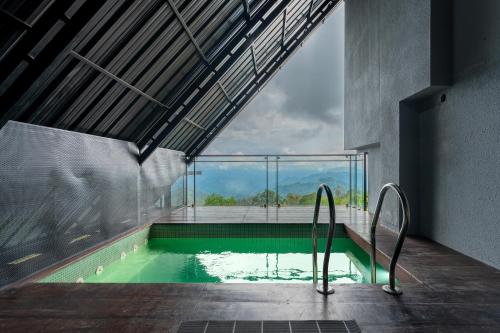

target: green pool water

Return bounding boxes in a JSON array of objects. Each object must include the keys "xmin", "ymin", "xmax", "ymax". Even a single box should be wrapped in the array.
[{"xmin": 84, "ymin": 237, "xmax": 391, "ymax": 284}]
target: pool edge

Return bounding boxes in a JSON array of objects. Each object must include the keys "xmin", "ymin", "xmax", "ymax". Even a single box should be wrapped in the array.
[{"xmin": 344, "ymin": 223, "xmax": 421, "ymax": 284}]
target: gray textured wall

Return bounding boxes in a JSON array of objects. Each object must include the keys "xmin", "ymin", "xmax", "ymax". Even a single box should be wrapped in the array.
[
  {"xmin": 0, "ymin": 121, "xmax": 185, "ymax": 286},
  {"xmin": 345, "ymin": 0, "xmax": 432, "ymax": 229},
  {"xmin": 418, "ymin": 0, "xmax": 500, "ymax": 268},
  {"xmin": 345, "ymin": 0, "xmax": 500, "ymax": 268}
]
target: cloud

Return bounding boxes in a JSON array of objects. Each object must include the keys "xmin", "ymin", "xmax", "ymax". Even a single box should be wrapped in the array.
[{"xmin": 205, "ymin": 5, "xmax": 345, "ymax": 155}]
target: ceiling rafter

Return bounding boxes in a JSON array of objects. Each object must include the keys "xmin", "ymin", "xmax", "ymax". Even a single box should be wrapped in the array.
[
  {"xmin": 217, "ymin": 81, "xmax": 234, "ymax": 105},
  {"xmin": 166, "ymin": 0, "xmax": 210, "ymax": 66},
  {"xmin": 241, "ymin": 0, "xmax": 251, "ymax": 21},
  {"xmin": 281, "ymin": 9, "xmax": 287, "ymax": 49},
  {"xmin": 183, "ymin": 117, "xmax": 205, "ymax": 130},
  {"xmin": 0, "ymin": 8, "xmax": 33, "ymax": 31},
  {"xmin": 308, "ymin": 0, "xmax": 315, "ymax": 18},
  {"xmin": 70, "ymin": 50, "xmax": 170, "ymax": 109},
  {"xmin": 250, "ymin": 44, "xmax": 259, "ymax": 75}
]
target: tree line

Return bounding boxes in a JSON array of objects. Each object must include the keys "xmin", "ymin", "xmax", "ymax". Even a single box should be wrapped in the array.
[{"xmin": 203, "ymin": 188, "xmax": 365, "ymax": 206}]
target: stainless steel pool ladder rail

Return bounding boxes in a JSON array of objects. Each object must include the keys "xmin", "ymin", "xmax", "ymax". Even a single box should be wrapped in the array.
[
  {"xmin": 370, "ymin": 183, "xmax": 411, "ymax": 295},
  {"xmin": 312, "ymin": 184, "xmax": 336, "ymax": 295}
]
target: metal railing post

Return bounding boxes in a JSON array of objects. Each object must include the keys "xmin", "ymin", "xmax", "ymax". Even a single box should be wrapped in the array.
[
  {"xmin": 363, "ymin": 152, "xmax": 367, "ymax": 211},
  {"xmin": 193, "ymin": 158, "xmax": 196, "ymax": 208},
  {"xmin": 184, "ymin": 157, "xmax": 188, "ymax": 206},
  {"xmin": 354, "ymin": 155, "xmax": 358, "ymax": 208},
  {"xmin": 349, "ymin": 156, "xmax": 352, "ymax": 207},
  {"xmin": 275, "ymin": 156, "xmax": 279, "ymax": 208},
  {"xmin": 266, "ymin": 156, "xmax": 269, "ymax": 210}
]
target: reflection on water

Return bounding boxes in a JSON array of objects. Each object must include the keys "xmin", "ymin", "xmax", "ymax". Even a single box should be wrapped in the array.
[
  {"xmin": 196, "ymin": 252, "xmax": 363, "ymax": 283},
  {"xmin": 85, "ymin": 237, "xmax": 390, "ymax": 284}
]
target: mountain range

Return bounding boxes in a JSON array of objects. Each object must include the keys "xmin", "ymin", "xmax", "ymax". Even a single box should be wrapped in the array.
[{"xmin": 191, "ymin": 166, "xmax": 362, "ymax": 201}]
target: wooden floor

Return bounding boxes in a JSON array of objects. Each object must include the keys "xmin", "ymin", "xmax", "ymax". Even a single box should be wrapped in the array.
[
  {"xmin": 1, "ymin": 207, "xmax": 500, "ymax": 332},
  {"xmin": 156, "ymin": 205, "xmax": 369, "ymax": 224}
]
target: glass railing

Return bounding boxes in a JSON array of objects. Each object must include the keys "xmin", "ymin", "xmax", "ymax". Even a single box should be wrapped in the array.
[{"xmin": 185, "ymin": 154, "xmax": 367, "ymax": 210}]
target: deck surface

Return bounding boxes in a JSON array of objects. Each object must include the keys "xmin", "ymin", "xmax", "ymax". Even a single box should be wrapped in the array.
[
  {"xmin": 157, "ymin": 205, "xmax": 368, "ymax": 224},
  {"xmin": 1, "ymin": 206, "xmax": 499, "ymax": 332}
]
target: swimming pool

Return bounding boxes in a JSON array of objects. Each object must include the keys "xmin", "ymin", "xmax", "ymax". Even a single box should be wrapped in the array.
[{"xmin": 40, "ymin": 224, "xmax": 391, "ymax": 284}]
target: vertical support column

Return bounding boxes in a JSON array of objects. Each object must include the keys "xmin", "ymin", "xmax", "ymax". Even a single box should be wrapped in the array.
[
  {"xmin": 349, "ymin": 155, "xmax": 352, "ymax": 207},
  {"xmin": 276, "ymin": 156, "xmax": 280, "ymax": 208},
  {"xmin": 193, "ymin": 158, "xmax": 196, "ymax": 208},
  {"xmin": 184, "ymin": 157, "xmax": 188, "ymax": 206},
  {"xmin": 137, "ymin": 154, "xmax": 142, "ymax": 226},
  {"xmin": 266, "ymin": 156, "xmax": 269, "ymax": 210},
  {"xmin": 354, "ymin": 155, "xmax": 358, "ymax": 208},
  {"xmin": 363, "ymin": 152, "xmax": 368, "ymax": 211}
]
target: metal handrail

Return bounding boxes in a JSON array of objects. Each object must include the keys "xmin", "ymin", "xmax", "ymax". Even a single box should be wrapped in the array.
[
  {"xmin": 312, "ymin": 184, "xmax": 336, "ymax": 295},
  {"xmin": 370, "ymin": 183, "xmax": 411, "ymax": 295}
]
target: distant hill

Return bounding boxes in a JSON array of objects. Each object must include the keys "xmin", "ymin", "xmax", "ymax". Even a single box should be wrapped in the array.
[{"xmin": 278, "ymin": 169, "xmax": 350, "ymax": 195}]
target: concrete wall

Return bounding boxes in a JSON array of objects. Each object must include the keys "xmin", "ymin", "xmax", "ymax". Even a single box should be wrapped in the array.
[{"xmin": 345, "ymin": 0, "xmax": 500, "ymax": 268}]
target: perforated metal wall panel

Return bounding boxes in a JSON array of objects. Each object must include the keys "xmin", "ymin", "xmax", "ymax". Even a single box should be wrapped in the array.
[
  {"xmin": 140, "ymin": 142, "xmax": 186, "ymax": 223},
  {"xmin": 0, "ymin": 121, "xmax": 185, "ymax": 287}
]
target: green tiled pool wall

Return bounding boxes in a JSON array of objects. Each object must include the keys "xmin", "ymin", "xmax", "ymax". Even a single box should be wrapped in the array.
[
  {"xmin": 40, "ymin": 223, "xmax": 348, "ymax": 283},
  {"xmin": 149, "ymin": 223, "xmax": 348, "ymax": 238},
  {"xmin": 40, "ymin": 227, "xmax": 150, "ymax": 283}
]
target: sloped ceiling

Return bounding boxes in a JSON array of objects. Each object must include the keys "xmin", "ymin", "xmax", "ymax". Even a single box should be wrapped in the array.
[{"xmin": 0, "ymin": 0, "xmax": 340, "ymax": 162}]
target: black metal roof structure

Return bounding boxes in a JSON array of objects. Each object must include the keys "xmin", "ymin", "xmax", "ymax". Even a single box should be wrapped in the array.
[{"xmin": 0, "ymin": 0, "xmax": 340, "ymax": 162}]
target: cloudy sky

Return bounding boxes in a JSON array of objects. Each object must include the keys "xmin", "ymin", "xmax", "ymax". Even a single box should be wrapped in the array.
[{"xmin": 205, "ymin": 4, "xmax": 345, "ymax": 155}]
